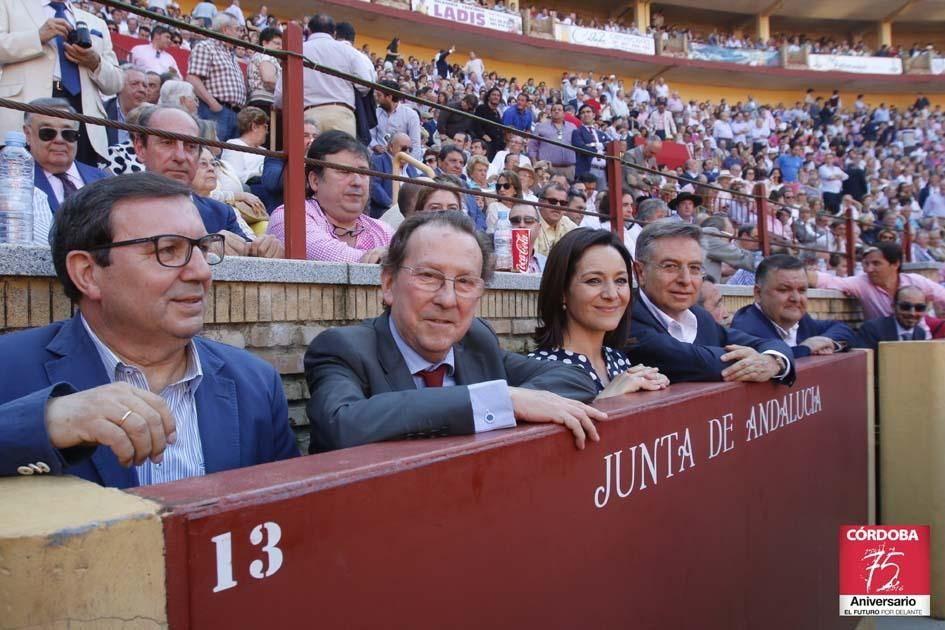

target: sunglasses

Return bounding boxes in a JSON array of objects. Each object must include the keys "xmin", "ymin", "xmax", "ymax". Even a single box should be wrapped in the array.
[
  {"xmin": 510, "ymin": 216, "xmax": 538, "ymax": 225},
  {"xmin": 542, "ymin": 198, "xmax": 567, "ymax": 206},
  {"xmin": 896, "ymin": 302, "xmax": 927, "ymax": 312},
  {"xmin": 496, "ymin": 182, "xmax": 514, "ymax": 190},
  {"xmin": 38, "ymin": 127, "xmax": 80, "ymax": 143}
]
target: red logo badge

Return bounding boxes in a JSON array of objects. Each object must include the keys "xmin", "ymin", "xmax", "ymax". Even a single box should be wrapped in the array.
[{"xmin": 839, "ymin": 525, "xmax": 930, "ymax": 616}]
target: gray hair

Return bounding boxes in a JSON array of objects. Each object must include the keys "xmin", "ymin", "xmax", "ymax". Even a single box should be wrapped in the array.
[
  {"xmin": 158, "ymin": 80, "xmax": 195, "ymax": 107},
  {"xmin": 24, "ymin": 97, "xmax": 76, "ymax": 126},
  {"xmin": 636, "ymin": 198, "xmax": 670, "ymax": 223},
  {"xmin": 211, "ymin": 13, "xmax": 238, "ymax": 32},
  {"xmin": 635, "ymin": 221, "xmax": 703, "ymax": 263}
]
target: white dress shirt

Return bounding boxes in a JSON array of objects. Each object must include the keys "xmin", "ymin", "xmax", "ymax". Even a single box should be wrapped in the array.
[{"xmin": 275, "ymin": 33, "xmax": 376, "ymax": 109}]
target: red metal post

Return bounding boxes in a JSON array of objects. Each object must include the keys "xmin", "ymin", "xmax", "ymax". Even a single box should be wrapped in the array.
[
  {"xmin": 753, "ymin": 183, "xmax": 770, "ymax": 256},
  {"xmin": 845, "ymin": 207, "xmax": 857, "ymax": 276},
  {"xmin": 903, "ymin": 224, "xmax": 913, "ymax": 263},
  {"xmin": 282, "ymin": 24, "xmax": 306, "ymax": 260},
  {"xmin": 605, "ymin": 141, "xmax": 623, "ymax": 237}
]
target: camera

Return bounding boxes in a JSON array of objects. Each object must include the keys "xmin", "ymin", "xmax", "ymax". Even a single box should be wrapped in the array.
[{"xmin": 66, "ymin": 21, "xmax": 93, "ymax": 49}]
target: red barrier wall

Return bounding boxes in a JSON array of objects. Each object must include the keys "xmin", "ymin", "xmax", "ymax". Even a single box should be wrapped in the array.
[{"xmin": 133, "ymin": 353, "xmax": 868, "ymax": 629}]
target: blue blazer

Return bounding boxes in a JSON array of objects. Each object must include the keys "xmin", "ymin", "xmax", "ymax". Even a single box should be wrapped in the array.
[
  {"xmin": 191, "ymin": 194, "xmax": 248, "ymax": 239},
  {"xmin": 730, "ymin": 304, "xmax": 856, "ymax": 358},
  {"xmin": 369, "ymin": 152, "xmax": 420, "ymax": 219},
  {"xmin": 628, "ymin": 292, "xmax": 796, "ymax": 384},
  {"xmin": 34, "ymin": 162, "xmax": 111, "ymax": 214},
  {"xmin": 0, "ymin": 315, "xmax": 299, "ymax": 487},
  {"xmin": 854, "ymin": 315, "xmax": 925, "ymax": 351},
  {"xmin": 104, "ymin": 97, "xmax": 120, "ymax": 146},
  {"xmin": 571, "ymin": 126, "xmax": 600, "ymax": 177},
  {"xmin": 260, "ymin": 157, "xmax": 286, "ymax": 213}
]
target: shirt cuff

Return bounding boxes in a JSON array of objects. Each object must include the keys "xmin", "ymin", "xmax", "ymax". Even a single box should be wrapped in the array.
[
  {"xmin": 468, "ymin": 380, "xmax": 516, "ymax": 433},
  {"xmin": 762, "ymin": 350, "xmax": 792, "ymax": 379}
]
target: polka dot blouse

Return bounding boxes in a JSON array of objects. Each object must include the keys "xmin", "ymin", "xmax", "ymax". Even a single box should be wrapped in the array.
[{"xmin": 527, "ymin": 347, "xmax": 632, "ymax": 392}]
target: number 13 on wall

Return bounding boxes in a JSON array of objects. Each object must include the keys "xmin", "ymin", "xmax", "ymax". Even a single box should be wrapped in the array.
[{"xmin": 211, "ymin": 521, "xmax": 284, "ymax": 593}]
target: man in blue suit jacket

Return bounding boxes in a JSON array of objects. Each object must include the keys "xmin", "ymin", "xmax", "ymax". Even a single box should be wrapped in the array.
[
  {"xmin": 731, "ymin": 254, "xmax": 855, "ymax": 358},
  {"xmin": 369, "ymin": 133, "xmax": 421, "ymax": 219},
  {"xmin": 23, "ymin": 100, "xmax": 111, "ymax": 214},
  {"xmin": 0, "ymin": 174, "xmax": 298, "ymax": 487},
  {"xmin": 571, "ymin": 105, "xmax": 607, "ymax": 179},
  {"xmin": 854, "ymin": 286, "xmax": 932, "ymax": 351},
  {"xmin": 629, "ymin": 222, "xmax": 795, "ymax": 384}
]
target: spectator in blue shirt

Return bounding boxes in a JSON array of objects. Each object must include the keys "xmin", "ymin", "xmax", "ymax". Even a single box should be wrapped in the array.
[
  {"xmin": 776, "ymin": 144, "xmax": 805, "ymax": 183},
  {"xmin": 501, "ymin": 93, "xmax": 533, "ymax": 132}
]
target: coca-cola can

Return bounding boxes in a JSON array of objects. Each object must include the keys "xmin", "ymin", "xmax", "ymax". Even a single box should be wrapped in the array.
[{"xmin": 511, "ymin": 228, "xmax": 530, "ymax": 273}]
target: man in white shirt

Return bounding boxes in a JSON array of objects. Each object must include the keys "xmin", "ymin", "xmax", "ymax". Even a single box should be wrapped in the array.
[
  {"xmin": 129, "ymin": 25, "xmax": 180, "ymax": 76},
  {"xmin": 223, "ymin": 0, "xmax": 245, "ymax": 26},
  {"xmin": 370, "ymin": 80, "xmax": 422, "ymax": 160},
  {"xmin": 464, "ymin": 51, "xmax": 484, "ymax": 80},
  {"xmin": 818, "ymin": 155, "xmax": 848, "ymax": 212},
  {"xmin": 275, "ymin": 14, "xmax": 375, "ymax": 138},
  {"xmin": 628, "ymin": 221, "xmax": 795, "ymax": 384}
]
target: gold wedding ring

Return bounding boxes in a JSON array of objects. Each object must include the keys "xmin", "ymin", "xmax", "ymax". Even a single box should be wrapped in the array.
[{"xmin": 117, "ymin": 409, "xmax": 133, "ymax": 428}]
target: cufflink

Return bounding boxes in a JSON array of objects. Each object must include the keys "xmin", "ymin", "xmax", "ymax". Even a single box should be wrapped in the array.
[{"xmin": 16, "ymin": 462, "xmax": 50, "ymax": 475}]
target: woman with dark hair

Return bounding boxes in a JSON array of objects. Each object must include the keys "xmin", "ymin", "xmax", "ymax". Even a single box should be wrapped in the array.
[{"xmin": 528, "ymin": 228, "xmax": 669, "ymax": 398}]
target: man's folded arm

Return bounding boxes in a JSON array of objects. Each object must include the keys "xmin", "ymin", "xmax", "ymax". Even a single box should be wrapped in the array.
[
  {"xmin": 722, "ymin": 325, "xmax": 795, "ymax": 383},
  {"xmin": 628, "ymin": 327, "xmax": 728, "ymax": 383}
]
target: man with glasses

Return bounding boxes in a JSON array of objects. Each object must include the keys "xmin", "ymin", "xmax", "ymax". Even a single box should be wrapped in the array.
[
  {"xmin": 0, "ymin": 173, "xmax": 298, "ymax": 484},
  {"xmin": 533, "ymin": 183, "xmax": 577, "ymax": 257},
  {"xmin": 854, "ymin": 286, "xmax": 943, "ymax": 350},
  {"xmin": 25, "ymin": 98, "xmax": 110, "ymax": 215},
  {"xmin": 305, "ymin": 211, "xmax": 602, "ymax": 453},
  {"xmin": 629, "ymin": 221, "xmax": 795, "ymax": 384}
]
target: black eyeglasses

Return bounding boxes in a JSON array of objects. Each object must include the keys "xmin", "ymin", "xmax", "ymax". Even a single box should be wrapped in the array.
[
  {"xmin": 38, "ymin": 127, "xmax": 80, "ymax": 143},
  {"xmin": 896, "ymin": 302, "xmax": 927, "ymax": 312},
  {"xmin": 510, "ymin": 216, "xmax": 538, "ymax": 225},
  {"xmin": 542, "ymin": 198, "xmax": 567, "ymax": 206},
  {"xmin": 87, "ymin": 234, "xmax": 225, "ymax": 268},
  {"xmin": 496, "ymin": 182, "xmax": 514, "ymax": 190}
]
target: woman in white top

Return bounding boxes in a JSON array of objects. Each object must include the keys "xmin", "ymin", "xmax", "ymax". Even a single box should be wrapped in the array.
[{"xmin": 221, "ymin": 107, "xmax": 269, "ymax": 185}]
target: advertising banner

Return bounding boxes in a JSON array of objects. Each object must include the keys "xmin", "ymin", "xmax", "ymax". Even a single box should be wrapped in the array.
[
  {"xmin": 553, "ymin": 23, "xmax": 655, "ymax": 56},
  {"xmin": 808, "ymin": 54, "xmax": 903, "ymax": 75},
  {"xmin": 411, "ymin": 0, "xmax": 522, "ymax": 33},
  {"xmin": 688, "ymin": 43, "xmax": 780, "ymax": 67}
]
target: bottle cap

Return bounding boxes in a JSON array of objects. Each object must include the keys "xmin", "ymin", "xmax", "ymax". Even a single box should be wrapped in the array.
[{"xmin": 3, "ymin": 131, "xmax": 26, "ymax": 147}]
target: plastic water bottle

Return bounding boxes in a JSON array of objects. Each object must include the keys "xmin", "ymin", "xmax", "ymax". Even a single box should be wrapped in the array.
[
  {"xmin": 854, "ymin": 261, "xmax": 864, "ymax": 275},
  {"xmin": 0, "ymin": 132, "xmax": 34, "ymax": 245},
  {"xmin": 752, "ymin": 249, "xmax": 763, "ymax": 268},
  {"xmin": 494, "ymin": 209, "xmax": 513, "ymax": 271}
]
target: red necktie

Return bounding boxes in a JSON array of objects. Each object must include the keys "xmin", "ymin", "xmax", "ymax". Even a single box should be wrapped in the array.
[{"xmin": 416, "ymin": 365, "xmax": 447, "ymax": 388}]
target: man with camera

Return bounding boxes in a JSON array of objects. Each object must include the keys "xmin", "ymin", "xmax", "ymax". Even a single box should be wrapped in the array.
[{"xmin": 0, "ymin": 0, "xmax": 123, "ymax": 166}]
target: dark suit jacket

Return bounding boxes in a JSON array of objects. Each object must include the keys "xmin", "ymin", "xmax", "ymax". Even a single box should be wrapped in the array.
[
  {"xmin": 34, "ymin": 161, "xmax": 110, "ymax": 214},
  {"xmin": 730, "ymin": 304, "xmax": 855, "ymax": 358},
  {"xmin": 104, "ymin": 97, "xmax": 120, "ymax": 146},
  {"xmin": 192, "ymin": 193, "xmax": 248, "ymax": 239},
  {"xmin": 629, "ymin": 292, "xmax": 796, "ymax": 384},
  {"xmin": 0, "ymin": 315, "xmax": 298, "ymax": 487},
  {"xmin": 854, "ymin": 315, "xmax": 926, "ymax": 351},
  {"xmin": 571, "ymin": 125, "xmax": 600, "ymax": 177},
  {"xmin": 304, "ymin": 313, "xmax": 598, "ymax": 453}
]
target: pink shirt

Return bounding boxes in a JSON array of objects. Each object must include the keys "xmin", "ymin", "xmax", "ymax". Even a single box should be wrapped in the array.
[
  {"xmin": 267, "ymin": 199, "xmax": 394, "ymax": 262},
  {"xmin": 815, "ymin": 272, "xmax": 945, "ymax": 320}
]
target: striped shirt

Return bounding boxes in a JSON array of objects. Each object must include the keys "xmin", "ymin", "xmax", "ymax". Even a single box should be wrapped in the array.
[{"xmin": 80, "ymin": 315, "xmax": 206, "ymax": 485}]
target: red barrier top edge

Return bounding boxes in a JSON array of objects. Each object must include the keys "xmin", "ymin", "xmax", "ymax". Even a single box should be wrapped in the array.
[{"xmin": 130, "ymin": 353, "xmax": 858, "ymax": 512}]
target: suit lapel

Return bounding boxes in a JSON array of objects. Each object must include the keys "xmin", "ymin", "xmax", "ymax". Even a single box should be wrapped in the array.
[
  {"xmin": 374, "ymin": 313, "xmax": 418, "ymax": 392},
  {"xmin": 883, "ymin": 317, "xmax": 899, "ymax": 341},
  {"xmin": 193, "ymin": 339, "xmax": 241, "ymax": 474},
  {"xmin": 632, "ymin": 291, "xmax": 669, "ymax": 334},
  {"xmin": 25, "ymin": 0, "xmax": 48, "ymax": 29},
  {"xmin": 914, "ymin": 326, "xmax": 926, "ymax": 341},
  {"xmin": 34, "ymin": 164, "xmax": 60, "ymax": 214},
  {"xmin": 44, "ymin": 314, "xmax": 138, "ymax": 488}
]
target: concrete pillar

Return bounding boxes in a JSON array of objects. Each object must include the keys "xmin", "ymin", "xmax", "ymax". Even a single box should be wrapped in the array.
[
  {"xmin": 634, "ymin": 0, "xmax": 650, "ymax": 32},
  {"xmin": 756, "ymin": 14, "xmax": 770, "ymax": 43},
  {"xmin": 878, "ymin": 20, "xmax": 893, "ymax": 47},
  {"xmin": 0, "ymin": 477, "xmax": 167, "ymax": 629}
]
